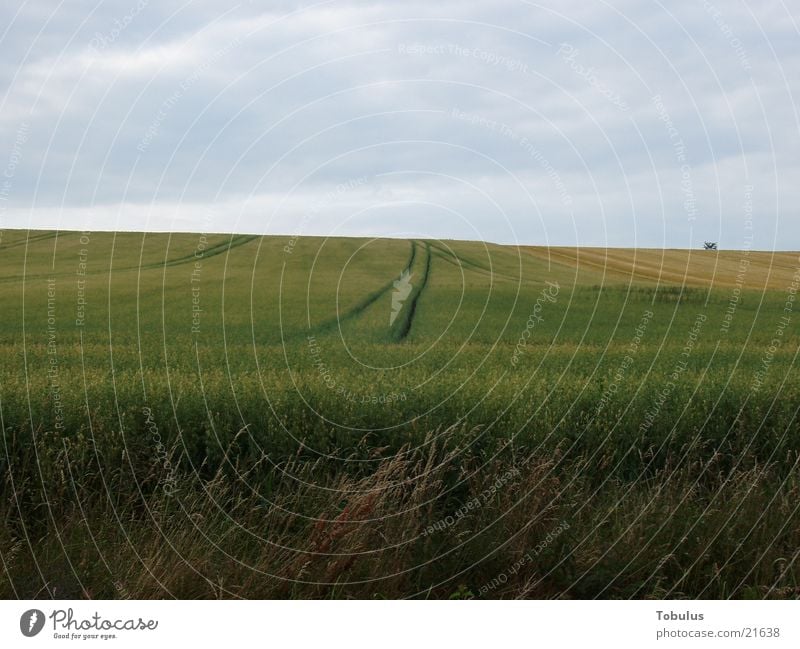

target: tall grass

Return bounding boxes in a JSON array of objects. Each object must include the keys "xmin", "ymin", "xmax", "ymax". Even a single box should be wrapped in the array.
[{"xmin": 2, "ymin": 428, "xmax": 799, "ymax": 599}]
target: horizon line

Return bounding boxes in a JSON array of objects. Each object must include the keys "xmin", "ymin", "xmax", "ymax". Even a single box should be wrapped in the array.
[{"xmin": 2, "ymin": 227, "xmax": 798, "ymax": 254}]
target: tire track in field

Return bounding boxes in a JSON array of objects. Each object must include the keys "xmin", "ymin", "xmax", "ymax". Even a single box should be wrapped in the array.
[
  {"xmin": 428, "ymin": 240, "xmax": 522, "ymax": 283},
  {"xmin": 139, "ymin": 233, "xmax": 261, "ymax": 270},
  {"xmin": 0, "ymin": 233, "xmax": 262, "ymax": 284},
  {"xmin": 0, "ymin": 230, "xmax": 60, "ymax": 250},
  {"xmin": 391, "ymin": 241, "xmax": 431, "ymax": 342},
  {"xmin": 288, "ymin": 239, "xmax": 417, "ymax": 340}
]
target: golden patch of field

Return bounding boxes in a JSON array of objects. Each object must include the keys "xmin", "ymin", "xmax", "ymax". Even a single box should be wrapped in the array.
[{"xmin": 519, "ymin": 246, "xmax": 800, "ymax": 290}]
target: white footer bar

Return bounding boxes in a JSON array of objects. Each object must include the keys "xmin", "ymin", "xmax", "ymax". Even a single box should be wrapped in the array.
[{"xmin": 1, "ymin": 600, "xmax": 797, "ymax": 648}]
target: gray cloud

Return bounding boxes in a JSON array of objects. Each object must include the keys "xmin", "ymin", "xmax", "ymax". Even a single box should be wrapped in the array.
[{"xmin": 1, "ymin": 0, "xmax": 798, "ymax": 249}]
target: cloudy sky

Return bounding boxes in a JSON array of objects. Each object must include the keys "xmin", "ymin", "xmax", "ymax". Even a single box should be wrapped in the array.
[{"xmin": 0, "ymin": 0, "xmax": 798, "ymax": 248}]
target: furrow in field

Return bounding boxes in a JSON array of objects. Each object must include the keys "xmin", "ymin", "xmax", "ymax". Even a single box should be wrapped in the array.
[
  {"xmin": 0, "ymin": 233, "xmax": 261, "ymax": 284},
  {"xmin": 391, "ymin": 241, "xmax": 431, "ymax": 341},
  {"xmin": 428, "ymin": 242, "xmax": 523, "ymax": 284},
  {"xmin": 288, "ymin": 239, "xmax": 418, "ymax": 340},
  {"xmin": 139, "ymin": 233, "xmax": 261, "ymax": 270},
  {"xmin": 0, "ymin": 230, "xmax": 60, "ymax": 250}
]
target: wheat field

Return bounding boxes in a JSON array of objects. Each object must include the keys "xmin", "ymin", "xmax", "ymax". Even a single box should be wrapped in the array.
[{"xmin": 1, "ymin": 229, "xmax": 798, "ymax": 598}]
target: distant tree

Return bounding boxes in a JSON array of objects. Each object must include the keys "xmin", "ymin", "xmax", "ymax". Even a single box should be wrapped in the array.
[{"xmin": 703, "ymin": 241, "xmax": 718, "ymax": 250}]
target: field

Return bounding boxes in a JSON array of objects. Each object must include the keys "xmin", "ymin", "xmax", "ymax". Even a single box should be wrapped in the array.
[{"xmin": 1, "ymin": 229, "xmax": 799, "ymax": 599}]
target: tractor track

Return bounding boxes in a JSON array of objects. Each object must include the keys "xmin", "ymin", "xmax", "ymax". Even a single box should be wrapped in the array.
[
  {"xmin": 289, "ymin": 239, "xmax": 418, "ymax": 340},
  {"xmin": 391, "ymin": 241, "xmax": 431, "ymax": 342},
  {"xmin": 0, "ymin": 231, "xmax": 60, "ymax": 250},
  {"xmin": 428, "ymin": 241, "xmax": 521, "ymax": 283},
  {"xmin": 0, "ymin": 234, "xmax": 261, "ymax": 284},
  {"xmin": 139, "ymin": 233, "xmax": 261, "ymax": 271}
]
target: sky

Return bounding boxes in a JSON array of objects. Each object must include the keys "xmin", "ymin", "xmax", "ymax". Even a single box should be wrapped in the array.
[{"xmin": 0, "ymin": 0, "xmax": 798, "ymax": 249}]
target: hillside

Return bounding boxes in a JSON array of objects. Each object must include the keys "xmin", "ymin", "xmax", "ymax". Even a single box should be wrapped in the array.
[{"xmin": 1, "ymin": 229, "xmax": 799, "ymax": 598}]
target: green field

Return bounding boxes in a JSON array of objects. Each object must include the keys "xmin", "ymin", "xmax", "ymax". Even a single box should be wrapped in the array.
[{"xmin": 1, "ymin": 229, "xmax": 799, "ymax": 599}]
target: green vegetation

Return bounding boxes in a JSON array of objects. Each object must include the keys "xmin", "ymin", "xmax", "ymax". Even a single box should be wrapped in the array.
[{"xmin": 1, "ymin": 229, "xmax": 799, "ymax": 598}]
